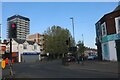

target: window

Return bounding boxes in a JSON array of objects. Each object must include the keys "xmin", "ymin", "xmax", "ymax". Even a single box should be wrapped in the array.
[
  {"xmin": 102, "ymin": 25, "xmax": 106, "ymax": 35},
  {"xmin": 23, "ymin": 44, "xmax": 27, "ymax": 49},
  {"xmin": 118, "ymin": 20, "xmax": 120, "ymax": 31},
  {"xmin": 115, "ymin": 17, "xmax": 120, "ymax": 33},
  {"xmin": 101, "ymin": 22, "xmax": 107, "ymax": 37},
  {"xmin": 34, "ymin": 45, "xmax": 37, "ymax": 50}
]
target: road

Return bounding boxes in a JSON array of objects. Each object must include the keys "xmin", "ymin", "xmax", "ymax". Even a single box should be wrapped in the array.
[{"xmin": 2, "ymin": 60, "xmax": 119, "ymax": 78}]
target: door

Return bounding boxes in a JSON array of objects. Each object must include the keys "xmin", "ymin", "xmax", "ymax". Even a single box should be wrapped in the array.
[{"xmin": 115, "ymin": 40, "xmax": 120, "ymax": 61}]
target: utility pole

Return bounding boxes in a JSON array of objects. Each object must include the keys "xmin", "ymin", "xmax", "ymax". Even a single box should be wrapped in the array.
[{"xmin": 70, "ymin": 17, "xmax": 75, "ymax": 46}]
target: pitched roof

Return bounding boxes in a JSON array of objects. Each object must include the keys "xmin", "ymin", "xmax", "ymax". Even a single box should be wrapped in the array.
[
  {"xmin": 96, "ymin": 5, "xmax": 120, "ymax": 24},
  {"xmin": 13, "ymin": 38, "xmax": 36, "ymax": 45},
  {"xmin": 27, "ymin": 41, "xmax": 35, "ymax": 45},
  {"xmin": 13, "ymin": 38, "xmax": 25, "ymax": 44},
  {"xmin": 113, "ymin": 5, "xmax": 120, "ymax": 12}
]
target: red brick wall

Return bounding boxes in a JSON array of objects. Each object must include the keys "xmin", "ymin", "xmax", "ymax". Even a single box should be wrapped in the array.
[{"xmin": 105, "ymin": 10, "xmax": 120, "ymax": 35}]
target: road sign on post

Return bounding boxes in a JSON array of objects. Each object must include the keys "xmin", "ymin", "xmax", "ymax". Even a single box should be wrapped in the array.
[{"xmin": 1, "ymin": 59, "xmax": 6, "ymax": 69}]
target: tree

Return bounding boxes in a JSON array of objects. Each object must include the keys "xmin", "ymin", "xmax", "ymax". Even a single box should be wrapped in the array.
[
  {"xmin": 44, "ymin": 25, "xmax": 72, "ymax": 59},
  {"xmin": 77, "ymin": 40, "xmax": 85, "ymax": 56}
]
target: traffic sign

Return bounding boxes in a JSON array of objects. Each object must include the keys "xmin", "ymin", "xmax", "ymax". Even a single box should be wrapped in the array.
[{"xmin": 1, "ymin": 60, "xmax": 6, "ymax": 69}]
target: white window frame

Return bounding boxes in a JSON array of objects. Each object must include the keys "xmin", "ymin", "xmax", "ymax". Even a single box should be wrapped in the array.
[
  {"xmin": 119, "ymin": 20, "xmax": 120, "ymax": 32},
  {"xmin": 115, "ymin": 17, "xmax": 120, "ymax": 34},
  {"xmin": 101, "ymin": 22, "xmax": 107, "ymax": 37},
  {"xmin": 23, "ymin": 44, "xmax": 27, "ymax": 49}
]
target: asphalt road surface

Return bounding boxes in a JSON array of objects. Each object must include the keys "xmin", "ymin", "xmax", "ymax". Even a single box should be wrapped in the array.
[{"xmin": 2, "ymin": 60, "xmax": 119, "ymax": 78}]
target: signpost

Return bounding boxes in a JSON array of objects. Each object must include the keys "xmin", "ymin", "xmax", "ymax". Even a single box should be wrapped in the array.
[{"xmin": 1, "ymin": 59, "xmax": 6, "ymax": 69}]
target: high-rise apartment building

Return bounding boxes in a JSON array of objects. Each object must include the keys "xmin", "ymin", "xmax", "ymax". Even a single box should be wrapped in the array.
[{"xmin": 7, "ymin": 15, "xmax": 30, "ymax": 40}]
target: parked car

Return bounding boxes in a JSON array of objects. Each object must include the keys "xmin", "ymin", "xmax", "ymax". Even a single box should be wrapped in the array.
[{"xmin": 87, "ymin": 55, "xmax": 97, "ymax": 60}]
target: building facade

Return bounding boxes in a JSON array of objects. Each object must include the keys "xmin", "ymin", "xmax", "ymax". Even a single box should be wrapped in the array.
[
  {"xmin": 95, "ymin": 5, "xmax": 120, "ymax": 61},
  {"xmin": 7, "ymin": 15, "xmax": 30, "ymax": 40},
  {"xmin": 6, "ymin": 39, "xmax": 41, "ymax": 63},
  {"xmin": 84, "ymin": 49, "xmax": 97, "ymax": 57},
  {"xmin": 26, "ymin": 33, "xmax": 45, "ymax": 54}
]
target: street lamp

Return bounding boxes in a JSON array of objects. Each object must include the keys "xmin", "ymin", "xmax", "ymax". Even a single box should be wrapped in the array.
[
  {"xmin": 0, "ymin": 24, "xmax": 1, "ymax": 43},
  {"xmin": 70, "ymin": 17, "xmax": 75, "ymax": 46},
  {"xmin": 82, "ymin": 34, "xmax": 84, "ymax": 46}
]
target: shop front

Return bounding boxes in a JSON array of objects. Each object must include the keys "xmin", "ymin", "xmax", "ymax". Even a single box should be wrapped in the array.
[{"xmin": 102, "ymin": 33, "xmax": 120, "ymax": 61}]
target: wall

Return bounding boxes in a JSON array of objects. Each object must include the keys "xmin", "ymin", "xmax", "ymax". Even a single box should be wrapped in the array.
[
  {"xmin": 102, "ymin": 41, "xmax": 117, "ymax": 61},
  {"xmin": 22, "ymin": 42, "xmax": 40, "ymax": 53},
  {"xmin": 12, "ymin": 40, "xmax": 19, "ymax": 52},
  {"xmin": 106, "ymin": 10, "xmax": 120, "ymax": 35},
  {"xmin": 102, "ymin": 42, "xmax": 110, "ymax": 60},
  {"xmin": 108, "ymin": 41, "xmax": 117, "ymax": 61},
  {"xmin": 6, "ymin": 40, "xmax": 41, "ymax": 62}
]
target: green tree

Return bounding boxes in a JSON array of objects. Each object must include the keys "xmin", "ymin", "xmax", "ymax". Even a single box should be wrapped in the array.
[
  {"xmin": 77, "ymin": 40, "xmax": 85, "ymax": 56},
  {"xmin": 44, "ymin": 25, "xmax": 72, "ymax": 59}
]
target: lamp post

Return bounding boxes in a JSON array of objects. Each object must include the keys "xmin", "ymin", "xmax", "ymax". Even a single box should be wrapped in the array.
[
  {"xmin": 0, "ymin": 24, "xmax": 1, "ymax": 43},
  {"xmin": 70, "ymin": 17, "xmax": 75, "ymax": 46},
  {"xmin": 82, "ymin": 34, "xmax": 84, "ymax": 45}
]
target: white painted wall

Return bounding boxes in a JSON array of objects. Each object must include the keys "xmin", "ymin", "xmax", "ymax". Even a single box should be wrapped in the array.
[
  {"xmin": 102, "ymin": 42, "xmax": 110, "ymax": 60},
  {"xmin": 22, "ymin": 42, "xmax": 40, "ymax": 53},
  {"xmin": 102, "ymin": 41, "xmax": 117, "ymax": 61},
  {"xmin": 33, "ymin": 43, "xmax": 40, "ymax": 53},
  {"xmin": 108, "ymin": 41, "xmax": 117, "ymax": 61},
  {"xmin": 6, "ymin": 39, "xmax": 41, "ymax": 62},
  {"xmin": 12, "ymin": 40, "xmax": 19, "ymax": 52},
  {"xmin": 6, "ymin": 40, "xmax": 19, "ymax": 52},
  {"xmin": 102, "ymin": 43, "xmax": 105, "ymax": 60}
]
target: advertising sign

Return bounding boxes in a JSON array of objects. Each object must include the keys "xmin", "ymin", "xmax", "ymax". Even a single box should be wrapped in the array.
[{"xmin": 102, "ymin": 33, "xmax": 120, "ymax": 43}]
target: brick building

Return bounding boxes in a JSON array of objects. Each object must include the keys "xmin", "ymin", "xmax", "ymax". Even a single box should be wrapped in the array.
[{"xmin": 95, "ymin": 5, "xmax": 120, "ymax": 61}]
